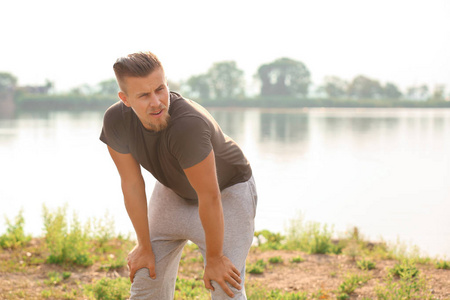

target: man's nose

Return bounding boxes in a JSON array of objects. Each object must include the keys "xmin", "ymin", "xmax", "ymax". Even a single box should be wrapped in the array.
[{"xmin": 148, "ymin": 94, "xmax": 161, "ymax": 108}]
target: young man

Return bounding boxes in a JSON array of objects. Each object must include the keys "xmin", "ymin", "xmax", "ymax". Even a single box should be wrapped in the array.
[{"xmin": 100, "ymin": 51, "xmax": 257, "ymax": 299}]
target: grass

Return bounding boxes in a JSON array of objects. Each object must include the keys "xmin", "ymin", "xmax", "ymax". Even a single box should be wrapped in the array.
[
  {"xmin": 436, "ymin": 259, "xmax": 450, "ymax": 270},
  {"xmin": 376, "ymin": 260, "xmax": 434, "ymax": 299},
  {"xmin": 247, "ymin": 259, "xmax": 267, "ymax": 274},
  {"xmin": 0, "ymin": 206, "xmax": 447, "ymax": 299},
  {"xmin": 268, "ymin": 256, "xmax": 283, "ymax": 264},
  {"xmin": 336, "ymin": 273, "xmax": 371, "ymax": 299},
  {"xmin": 0, "ymin": 209, "xmax": 31, "ymax": 249},
  {"xmin": 356, "ymin": 258, "xmax": 376, "ymax": 270},
  {"xmin": 290, "ymin": 256, "xmax": 305, "ymax": 263},
  {"xmin": 84, "ymin": 277, "xmax": 131, "ymax": 300}
]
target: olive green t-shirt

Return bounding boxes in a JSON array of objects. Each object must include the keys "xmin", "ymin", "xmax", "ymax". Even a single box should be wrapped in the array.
[{"xmin": 100, "ymin": 92, "xmax": 252, "ymax": 200}]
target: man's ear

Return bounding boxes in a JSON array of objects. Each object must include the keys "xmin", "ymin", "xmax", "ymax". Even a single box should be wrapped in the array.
[{"xmin": 118, "ymin": 91, "xmax": 131, "ymax": 107}]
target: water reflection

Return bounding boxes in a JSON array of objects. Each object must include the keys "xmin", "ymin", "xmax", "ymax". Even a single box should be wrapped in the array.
[
  {"xmin": 259, "ymin": 113, "xmax": 309, "ymax": 143},
  {"xmin": 209, "ymin": 109, "xmax": 245, "ymax": 141}
]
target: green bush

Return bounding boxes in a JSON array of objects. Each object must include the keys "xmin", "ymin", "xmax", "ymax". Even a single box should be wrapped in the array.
[
  {"xmin": 376, "ymin": 266, "xmax": 433, "ymax": 299},
  {"xmin": 389, "ymin": 260, "xmax": 419, "ymax": 279},
  {"xmin": 42, "ymin": 205, "xmax": 92, "ymax": 266},
  {"xmin": 84, "ymin": 277, "xmax": 130, "ymax": 300},
  {"xmin": 284, "ymin": 216, "xmax": 335, "ymax": 254},
  {"xmin": 0, "ymin": 209, "xmax": 31, "ymax": 249},
  {"xmin": 337, "ymin": 273, "xmax": 370, "ymax": 298},
  {"xmin": 268, "ymin": 256, "xmax": 283, "ymax": 264},
  {"xmin": 436, "ymin": 260, "xmax": 450, "ymax": 270},
  {"xmin": 254, "ymin": 230, "xmax": 284, "ymax": 250},
  {"xmin": 247, "ymin": 259, "xmax": 267, "ymax": 274},
  {"xmin": 356, "ymin": 259, "xmax": 376, "ymax": 270},
  {"xmin": 290, "ymin": 256, "xmax": 304, "ymax": 263}
]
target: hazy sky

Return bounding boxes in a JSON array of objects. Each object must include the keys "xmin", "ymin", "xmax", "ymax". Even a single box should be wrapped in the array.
[{"xmin": 1, "ymin": 0, "xmax": 449, "ymax": 93}]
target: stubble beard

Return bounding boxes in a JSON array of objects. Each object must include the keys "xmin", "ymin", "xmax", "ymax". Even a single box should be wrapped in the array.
[{"xmin": 147, "ymin": 111, "xmax": 171, "ymax": 132}]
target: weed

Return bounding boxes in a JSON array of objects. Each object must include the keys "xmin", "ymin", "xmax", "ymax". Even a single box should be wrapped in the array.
[
  {"xmin": 44, "ymin": 271, "xmax": 64, "ymax": 286},
  {"xmin": 389, "ymin": 260, "xmax": 419, "ymax": 279},
  {"xmin": 375, "ymin": 269, "xmax": 433, "ymax": 299},
  {"xmin": 337, "ymin": 273, "xmax": 370, "ymax": 298},
  {"xmin": 268, "ymin": 256, "xmax": 283, "ymax": 264},
  {"xmin": 174, "ymin": 278, "xmax": 209, "ymax": 299},
  {"xmin": 254, "ymin": 230, "xmax": 284, "ymax": 250},
  {"xmin": 0, "ymin": 209, "xmax": 31, "ymax": 249},
  {"xmin": 42, "ymin": 205, "xmax": 92, "ymax": 266},
  {"xmin": 436, "ymin": 260, "xmax": 450, "ymax": 270},
  {"xmin": 41, "ymin": 289, "xmax": 53, "ymax": 298},
  {"xmin": 284, "ymin": 215, "xmax": 336, "ymax": 254},
  {"xmin": 290, "ymin": 256, "xmax": 304, "ymax": 263},
  {"xmin": 356, "ymin": 259, "xmax": 376, "ymax": 270},
  {"xmin": 84, "ymin": 277, "xmax": 130, "ymax": 300},
  {"xmin": 247, "ymin": 284, "xmax": 308, "ymax": 300},
  {"xmin": 247, "ymin": 259, "xmax": 266, "ymax": 274}
]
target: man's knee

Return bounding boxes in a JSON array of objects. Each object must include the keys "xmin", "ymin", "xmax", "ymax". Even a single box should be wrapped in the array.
[
  {"xmin": 210, "ymin": 279, "xmax": 247, "ymax": 300},
  {"xmin": 130, "ymin": 268, "xmax": 155, "ymax": 299}
]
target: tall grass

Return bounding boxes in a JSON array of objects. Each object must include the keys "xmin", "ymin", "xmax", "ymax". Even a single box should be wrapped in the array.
[
  {"xmin": 0, "ymin": 209, "xmax": 31, "ymax": 249},
  {"xmin": 42, "ymin": 205, "xmax": 92, "ymax": 266}
]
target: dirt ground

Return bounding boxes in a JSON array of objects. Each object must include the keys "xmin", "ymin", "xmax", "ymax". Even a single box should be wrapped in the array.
[{"xmin": 0, "ymin": 239, "xmax": 449, "ymax": 299}]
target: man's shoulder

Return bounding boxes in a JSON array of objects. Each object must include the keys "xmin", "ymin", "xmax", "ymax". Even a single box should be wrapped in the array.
[{"xmin": 103, "ymin": 101, "xmax": 132, "ymax": 123}]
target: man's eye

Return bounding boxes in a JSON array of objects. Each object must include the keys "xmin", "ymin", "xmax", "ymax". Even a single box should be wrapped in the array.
[{"xmin": 140, "ymin": 93, "xmax": 148, "ymax": 98}]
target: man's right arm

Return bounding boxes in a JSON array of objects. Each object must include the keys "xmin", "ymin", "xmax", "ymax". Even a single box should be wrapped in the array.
[{"xmin": 107, "ymin": 145, "xmax": 156, "ymax": 281}]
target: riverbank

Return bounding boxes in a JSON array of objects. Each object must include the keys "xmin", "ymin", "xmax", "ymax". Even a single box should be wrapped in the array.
[
  {"xmin": 10, "ymin": 94, "xmax": 450, "ymax": 113},
  {"xmin": 0, "ymin": 209, "xmax": 449, "ymax": 299},
  {"xmin": 0, "ymin": 238, "xmax": 449, "ymax": 299}
]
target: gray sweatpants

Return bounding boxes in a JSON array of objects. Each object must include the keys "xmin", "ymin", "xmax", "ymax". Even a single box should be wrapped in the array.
[{"xmin": 130, "ymin": 176, "xmax": 257, "ymax": 300}]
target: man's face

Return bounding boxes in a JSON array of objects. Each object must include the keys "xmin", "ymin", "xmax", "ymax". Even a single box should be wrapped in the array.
[{"xmin": 119, "ymin": 68, "xmax": 170, "ymax": 132}]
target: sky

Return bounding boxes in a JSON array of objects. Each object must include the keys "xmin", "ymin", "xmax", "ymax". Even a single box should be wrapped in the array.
[{"xmin": 1, "ymin": 0, "xmax": 449, "ymax": 94}]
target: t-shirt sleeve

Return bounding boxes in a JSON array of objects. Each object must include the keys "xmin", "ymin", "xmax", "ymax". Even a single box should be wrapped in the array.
[
  {"xmin": 99, "ymin": 103, "xmax": 130, "ymax": 154},
  {"xmin": 169, "ymin": 116, "xmax": 213, "ymax": 169}
]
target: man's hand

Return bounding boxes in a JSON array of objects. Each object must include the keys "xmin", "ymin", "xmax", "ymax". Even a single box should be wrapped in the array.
[
  {"xmin": 127, "ymin": 244, "xmax": 156, "ymax": 283},
  {"xmin": 203, "ymin": 255, "xmax": 242, "ymax": 298}
]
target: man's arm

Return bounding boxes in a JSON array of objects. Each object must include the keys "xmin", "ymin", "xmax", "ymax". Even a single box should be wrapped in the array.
[
  {"xmin": 107, "ymin": 145, "xmax": 156, "ymax": 282},
  {"xmin": 183, "ymin": 150, "xmax": 242, "ymax": 298}
]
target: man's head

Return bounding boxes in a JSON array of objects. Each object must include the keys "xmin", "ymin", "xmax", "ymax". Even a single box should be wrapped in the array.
[{"xmin": 114, "ymin": 52, "xmax": 170, "ymax": 132}]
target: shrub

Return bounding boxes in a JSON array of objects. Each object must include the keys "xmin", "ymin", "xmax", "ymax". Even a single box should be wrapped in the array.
[
  {"xmin": 247, "ymin": 259, "xmax": 267, "ymax": 274},
  {"xmin": 357, "ymin": 259, "xmax": 376, "ymax": 270},
  {"xmin": 42, "ymin": 205, "xmax": 92, "ymax": 266},
  {"xmin": 84, "ymin": 277, "xmax": 130, "ymax": 300},
  {"xmin": 389, "ymin": 260, "xmax": 419, "ymax": 279},
  {"xmin": 268, "ymin": 256, "xmax": 283, "ymax": 264},
  {"xmin": 337, "ymin": 273, "xmax": 370, "ymax": 298},
  {"xmin": 284, "ymin": 216, "xmax": 335, "ymax": 254},
  {"xmin": 290, "ymin": 256, "xmax": 304, "ymax": 263},
  {"xmin": 254, "ymin": 230, "xmax": 284, "ymax": 250},
  {"xmin": 0, "ymin": 209, "xmax": 31, "ymax": 249},
  {"xmin": 436, "ymin": 260, "xmax": 450, "ymax": 270}
]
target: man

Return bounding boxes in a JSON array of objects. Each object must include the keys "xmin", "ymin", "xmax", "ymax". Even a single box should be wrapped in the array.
[{"xmin": 100, "ymin": 51, "xmax": 257, "ymax": 299}]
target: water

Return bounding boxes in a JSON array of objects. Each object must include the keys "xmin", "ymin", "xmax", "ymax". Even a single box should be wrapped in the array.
[{"xmin": 0, "ymin": 107, "xmax": 449, "ymax": 258}]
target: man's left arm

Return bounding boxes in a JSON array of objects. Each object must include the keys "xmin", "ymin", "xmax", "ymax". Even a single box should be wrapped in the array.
[{"xmin": 183, "ymin": 150, "xmax": 242, "ymax": 298}]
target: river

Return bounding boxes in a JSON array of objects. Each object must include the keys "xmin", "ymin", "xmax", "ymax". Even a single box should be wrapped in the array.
[{"xmin": 0, "ymin": 107, "xmax": 449, "ymax": 257}]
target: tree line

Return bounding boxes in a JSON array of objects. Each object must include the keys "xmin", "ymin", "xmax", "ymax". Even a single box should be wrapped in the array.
[{"xmin": 1, "ymin": 57, "xmax": 448, "ymax": 105}]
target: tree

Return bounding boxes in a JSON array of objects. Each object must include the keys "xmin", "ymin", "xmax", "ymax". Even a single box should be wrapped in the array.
[
  {"xmin": 0, "ymin": 72, "xmax": 17, "ymax": 93},
  {"xmin": 347, "ymin": 75, "xmax": 383, "ymax": 99},
  {"xmin": 322, "ymin": 76, "xmax": 348, "ymax": 98},
  {"xmin": 97, "ymin": 78, "xmax": 119, "ymax": 95},
  {"xmin": 382, "ymin": 82, "xmax": 402, "ymax": 99},
  {"xmin": 185, "ymin": 74, "xmax": 211, "ymax": 100},
  {"xmin": 431, "ymin": 85, "xmax": 445, "ymax": 101},
  {"xmin": 406, "ymin": 84, "xmax": 429, "ymax": 100},
  {"xmin": 207, "ymin": 61, "xmax": 245, "ymax": 99},
  {"xmin": 257, "ymin": 57, "xmax": 311, "ymax": 97}
]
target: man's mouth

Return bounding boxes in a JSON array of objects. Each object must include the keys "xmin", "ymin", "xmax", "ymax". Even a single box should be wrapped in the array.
[{"xmin": 150, "ymin": 110, "xmax": 163, "ymax": 116}]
